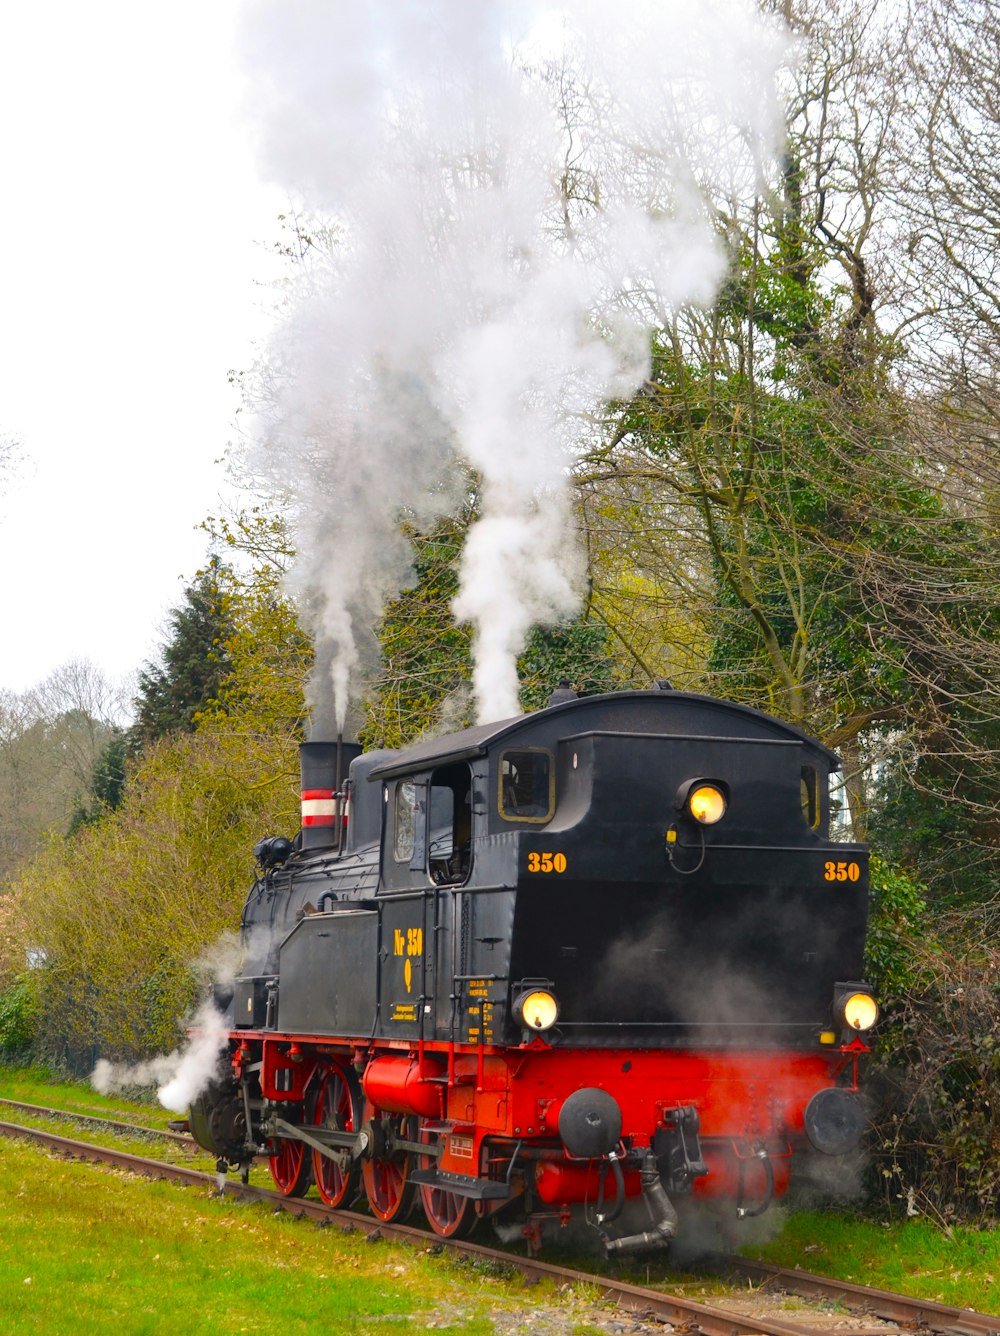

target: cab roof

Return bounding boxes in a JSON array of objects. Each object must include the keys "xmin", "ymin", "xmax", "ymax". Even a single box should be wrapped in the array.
[{"xmin": 365, "ymin": 690, "xmax": 840, "ymax": 781}]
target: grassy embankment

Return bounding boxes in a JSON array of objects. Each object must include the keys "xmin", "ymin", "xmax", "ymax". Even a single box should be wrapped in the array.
[
  {"xmin": 2, "ymin": 1065, "xmax": 999, "ymax": 1324},
  {"xmin": 0, "ymin": 1065, "xmax": 602, "ymax": 1335}
]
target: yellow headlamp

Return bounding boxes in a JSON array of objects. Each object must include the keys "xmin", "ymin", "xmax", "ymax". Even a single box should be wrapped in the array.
[
  {"xmin": 833, "ymin": 982, "xmax": 879, "ymax": 1032},
  {"xmin": 676, "ymin": 779, "xmax": 728, "ymax": 825},
  {"xmin": 512, "ymin": 988, "xmax": 560, "ymax": 1032}
]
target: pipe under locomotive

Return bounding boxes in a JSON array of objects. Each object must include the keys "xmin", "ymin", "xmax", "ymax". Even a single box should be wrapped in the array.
[{"xmin": 189, "ymin": 688, "xmax": 877, "ymax": 1249}]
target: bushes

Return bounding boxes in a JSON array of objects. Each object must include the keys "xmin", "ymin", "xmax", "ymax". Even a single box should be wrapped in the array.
[
  {"xmin": 865, "ymin": 857, "xmax": 927, "ymax": 997},
  {"xmin": 10, "ymin": 726, "xmax": 297, "ymax": 1067},
  {"xmin": 0, "ymin": 977, "xmax": 37, "ymax": 1058},
  {"xmin": 1, "ymin": 561, "xmax": 307, "ymax": 1071},
  {"xmin": 867, "ymin": 911, "xmax": 1000, "ymax": 1226},
  {"xmin": 862, "ymin": 861, "xmax": 1000, "ymax": 1225}
]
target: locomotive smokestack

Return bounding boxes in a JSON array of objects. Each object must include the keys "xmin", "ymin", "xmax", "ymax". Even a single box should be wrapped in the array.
[{"xmin": 299, "ymin": 738, "xmax": 362, "ymax": 851}]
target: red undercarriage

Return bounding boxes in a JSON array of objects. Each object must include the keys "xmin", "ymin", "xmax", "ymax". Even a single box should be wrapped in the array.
[{"xmin": 230, "ymin": 1028, "xmax": 862, "ymax": 1223}]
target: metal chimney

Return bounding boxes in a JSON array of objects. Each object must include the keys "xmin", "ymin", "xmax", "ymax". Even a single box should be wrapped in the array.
[{"xmin": 299, "ymin": 739, "xmax": 362, "ymax": 851}]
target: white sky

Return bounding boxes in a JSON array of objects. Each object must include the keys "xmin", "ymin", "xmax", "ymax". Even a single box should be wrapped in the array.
[{"xmin": 0, "ymin": 2, "xmax": 284, "ymax": 698}]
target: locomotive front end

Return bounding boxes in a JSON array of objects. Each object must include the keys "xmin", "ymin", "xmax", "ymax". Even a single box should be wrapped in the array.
[{"xmin": 495, "ymin": 701, "xmax": 874, "ymax": 1244}]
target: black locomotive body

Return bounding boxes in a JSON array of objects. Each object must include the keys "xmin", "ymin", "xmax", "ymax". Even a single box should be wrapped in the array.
[{"xmin": 192, "ymin": 689, "xmax": 876, "ymax": 1248}]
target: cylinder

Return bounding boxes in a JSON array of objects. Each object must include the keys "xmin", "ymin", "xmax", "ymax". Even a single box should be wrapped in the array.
[
  {"xmin": 557, "ymin": 1087, "xmax": 623, "ymax": 1158},
  {"xmin": 362, "ymin": 1058, "xmax": 444, "ymax": 1119},
  {"xmin": 534, "ymin": 1159, "xmax": 640, "ymax": 1205}
]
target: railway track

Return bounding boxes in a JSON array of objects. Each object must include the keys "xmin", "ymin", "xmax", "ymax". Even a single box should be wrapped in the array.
[
  {"xmin": 0, "ymin": 1096, "xmax": 193, "ymax": 1143},
  {"xmin": 2, "ymin": 1116, "xmax": 997, "ymax": 1336}
]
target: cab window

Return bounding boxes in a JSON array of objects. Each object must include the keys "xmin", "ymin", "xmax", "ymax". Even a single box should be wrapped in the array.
[
  {"xmin": 499, "ymin": 750, "xmax": 553, "ymax": 823},
  {"xmin": 429, "ymin": 763, "xmax": 472, "ymax": 884},
  {"xmin": 800, "ymin": 765, "xmax": 820, "ymax": 830},
  {"xmin": 393, "ymin": 781, "xmax": 415, "ymax": 862}
]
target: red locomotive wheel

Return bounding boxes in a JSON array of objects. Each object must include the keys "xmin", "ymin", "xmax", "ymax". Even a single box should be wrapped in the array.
[
  {"xmin": 418, "ymin": 1122, "xmax": 477, "ymax": 1239},
  {"xmin": 310, "ymin": 1063, "xmax": 362, "ymax": 1208},
  {"xmin": 268, "ymin": 1132, "xmax": 312, "ymax": 1197},
  {"xmin": 361, "ymin": 1104, "xmax": 416, "ymax": 1223}
]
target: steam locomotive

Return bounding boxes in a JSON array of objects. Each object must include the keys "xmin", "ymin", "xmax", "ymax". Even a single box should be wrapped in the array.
[{"xmin": 190, "ymin": 687, "xmax": 877, "ymax": 1251}]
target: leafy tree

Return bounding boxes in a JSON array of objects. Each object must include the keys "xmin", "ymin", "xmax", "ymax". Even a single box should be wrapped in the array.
[
  {"xmin": 867, "ymin": 913, "xmax": 1000, "ymax": 1226},
  {"xmin": 12, "ymin": 724, "xmax": 296, "ymax": 1066},
  {"xmin": 0, "ymin": 664, "xmax": 122, "ymax": 882},
  {"xmin": 863, "ymin": 0, "xmax": 1000, "ymax": 904},
  {"xmin": 361, "ymin": 507, "xmax": 621, "ymax": 745},
  {"xmin": 0, "ymin": 892, "xmax": 26, "ymax": 988},
  {"xmin": 202, "ymin": 584, "xmax": 312, "ymax": 751},
  {"xmin": 864, "ymin": 856, "xmax": 928, "ymax": 1000},
  {"xmin": 574, "ymin": 0, "xmax": 1000, "ymax": 870},
  {"xmin": 894, "ymin": 0, "xmax": 1000, "ymax": 397},
  {"xmin": 0, "ymin": 977, "xmax": 36, "ymax": 1058},
  {"xmin": 198, "ymin": 507, "xmax": 313, "ymax": 747},
  {"xmin": 201, "ymin": 504, "xmax": 296, "ymax": 579},
  {"xmin": 871, "ymin": 727, "xmax": 1000, "ymax": 910},
  {"xmin": 1, "ymin": 549, "xmax": 314, "ymax": 1066}
]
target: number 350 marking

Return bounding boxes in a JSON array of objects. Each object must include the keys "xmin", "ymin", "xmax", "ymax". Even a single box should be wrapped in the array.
[
  {"xmin": 824, "ymin": 860, "xmax": 861, "ymax": 882},
  {"xmin": 527, "ymin": 852, "xmax": 567, "ymax": 874}
]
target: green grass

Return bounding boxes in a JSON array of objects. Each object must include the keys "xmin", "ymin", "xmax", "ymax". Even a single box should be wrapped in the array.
[
  {"xmin": 0, "ymin": 1136, "xmax": 619, "ymax": 1335},
  {"xmin": 0, "ymin": 1062, "xmax": 224, "ymax": 1172},
  {"xmin": 0, "ymin": 1067, "xmax": 607, "ymax": 1336},
  {"xmin": 0, "ymin": 1063, "xmax": 168, "ymax": 1125},
  {"xmin": 740, "ymin": 1208, "xmax": 1000, "ymax": 1314},
  {"xmin": 0, "ymin": 1137, "xmax": 506, "ymax": 1334}
]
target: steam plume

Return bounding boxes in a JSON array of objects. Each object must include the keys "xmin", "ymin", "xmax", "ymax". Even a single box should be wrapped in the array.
[
  {"xmin": 238, "ymin": 0, "xmax": 785, "ymax": 726},
  {"xmin": 91, "ymin": 933, "xmax": 245, "ymax": 1112},
  {"xmin": 92, "ymin": 997, "xmax": 229, "ymax": 1114}
]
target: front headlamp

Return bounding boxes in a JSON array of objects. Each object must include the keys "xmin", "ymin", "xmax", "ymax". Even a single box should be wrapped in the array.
[
  {"xmin": 834, "ymin": 981, "xmax": 879, "ymax": 1032},
  {"xmin": 676, "ymin": 779, "xmax": 728, "ymax": 825},
  {"xmin": 512, "ymin": 988, "xmax": 559, "ymax": 1032},
  {"xmin": 842, "ymin": 992, "xmax": 879, "ymax": 1031}
]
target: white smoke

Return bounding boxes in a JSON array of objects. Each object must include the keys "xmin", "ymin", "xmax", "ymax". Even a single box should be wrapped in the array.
[
  {"xmin": 91, "ymin": 933, "xmax": 247, "ymax": 1113},
  {"xmin": 237, "ymin": 0, "xmax": 787, "ymax": 726},
  {"xmin": 92, "ymin": 997, "xmax": 230, "ymax": 1114}
]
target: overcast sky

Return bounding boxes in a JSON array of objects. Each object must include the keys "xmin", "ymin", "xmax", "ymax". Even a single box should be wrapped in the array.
[{"xmin": 0, "ymin": 2, "xmax": 284, "ymax": 699}]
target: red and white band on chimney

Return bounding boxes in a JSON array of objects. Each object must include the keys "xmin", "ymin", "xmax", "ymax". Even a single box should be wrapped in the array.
[{"xmin": 301, "ymin": 788, "xmax": 337, "ymax": 827}]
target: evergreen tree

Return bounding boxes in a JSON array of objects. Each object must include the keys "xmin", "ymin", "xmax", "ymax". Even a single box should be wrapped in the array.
[
  {"xmin": 517, "ymin": 620, "xmax": 618, "ymax": 712},
  {"xmin": 363, "ymin": 510, "xmax": 620, "ymax": 747},
  {"xmin": 363, "ymin": 516, "xmax": 474, "ymax": 749},
  {"xmin": 67, "ymin": 730, "xmax": 128, "ymax": 833},
  {"xmin": 129, "ymin": 557, "xmax": 236, "ymax": 747}
]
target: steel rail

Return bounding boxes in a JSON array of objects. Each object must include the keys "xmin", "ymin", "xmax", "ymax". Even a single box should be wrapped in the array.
[
  {"xmin": 0, "ymin": 1097, "xmax": 192, "ymax": 1143},
  {"xmin": 4, "ymin": 1119, "xmax": 998, "ymax": 1336},
  {"xmin": 711, "ymin": 1254, "xmax": 1000, "ymax": 1336}
]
